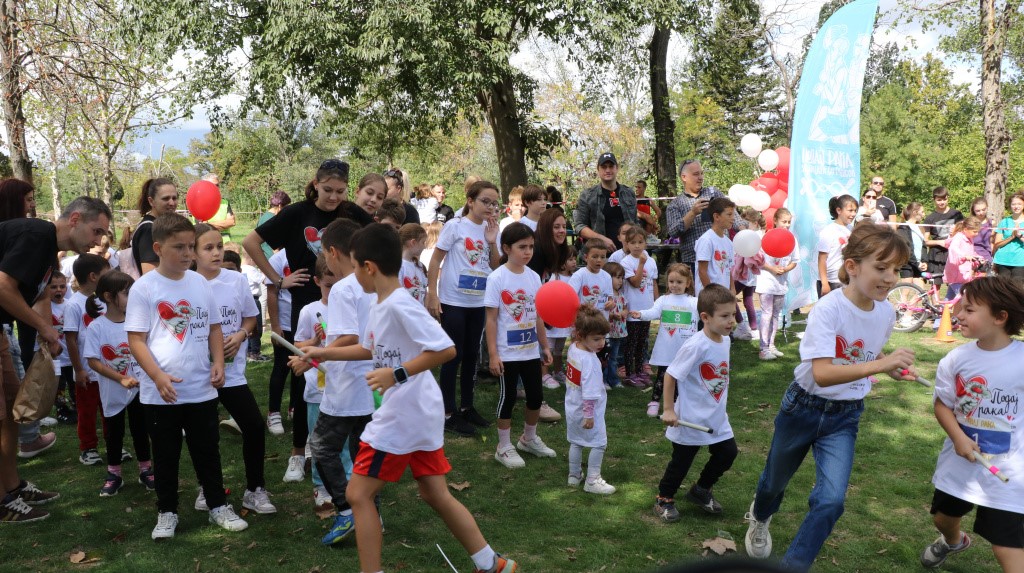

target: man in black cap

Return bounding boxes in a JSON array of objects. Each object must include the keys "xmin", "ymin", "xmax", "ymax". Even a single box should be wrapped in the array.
[{"xmin": 572, "ymin": 153, "xmax": 638, "ymax": 251}]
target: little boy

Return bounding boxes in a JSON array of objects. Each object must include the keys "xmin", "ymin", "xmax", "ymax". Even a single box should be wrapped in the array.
[
  {"xmin": 302, "ymin": 224, "xmax": 516, "ymax": 573},
  {"xmin": 498, "ymin": 186, "xmax": 525, "ymax": 233},
  {"xmin": 517, "ymin": 184, "xmax": 547, "ymax": 231},
  {"xmin": 695, "ymin": 198, "xmax": 736, "ymax": 298},
  {"xmin": 568, "ymin": 239, "xmax": 616, "ymax": 320},
  {"xmin": 375, "ymin": 199, "xmax": 407, "ymax": 231},
  {"xmin": 64, "ymin": 253, "xmax": 113, "ymax": 465},
  {"xmin": 47, "ymin": 273, "xmax": 75, "ymax": 423},
  {"xmin": 125, "ymin": 213, "xmax": 247, "ymax": 540},
  {"xmin": 921, "ymin": 276, "xmax": 1024, "ymax": 571},
  {"xmin": 653, "ymin": 284, "xmax": 738, "ymax": 522}
]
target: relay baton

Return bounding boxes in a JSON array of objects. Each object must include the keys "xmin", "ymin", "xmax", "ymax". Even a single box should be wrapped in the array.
[
  {"xmin": 270, "ymin": 331, "xmax": 327, "ymax": 373},
  {"xmin": 901, "ymin": 369, "xmax": 932, "ymax": 388},
  {"xmin": 315, "ymin": 312, "xmax": 328, "ymax": 334},
  {"xmin": 660, "ymin": 414, "xmax": 713, "ymax": 434},
  {"xmin": 973, "ymin": 454, "xmax": 1009, "ymax": 483}
]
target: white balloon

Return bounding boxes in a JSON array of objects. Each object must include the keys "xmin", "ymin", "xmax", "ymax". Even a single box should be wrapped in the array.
[
  {"xmin": 750, "ymin": 190, "xmax": 772, "ymax": 211},
  {"xmin": 734, "ymin": 185, "xmax": 756, "ymax": 207},
  {"xmin": 758, "ymin": 149, "xmax": 780, "ymax": 171},
  {"xmin": 733, "ymin": 229, "xmax": 762, "ymax": 258},
  {"xmin": 727, "ymin": 184, "xmax": 746, "ymax": 203},
  {"xmin": 740, "ymin": 133, "xmax": 762, "ymax": 158}
]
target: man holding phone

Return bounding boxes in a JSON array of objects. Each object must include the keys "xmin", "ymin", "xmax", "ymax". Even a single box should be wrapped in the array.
[{"xmin": 666, "ymin": 160, "xmax": 727, "ymax": 276}]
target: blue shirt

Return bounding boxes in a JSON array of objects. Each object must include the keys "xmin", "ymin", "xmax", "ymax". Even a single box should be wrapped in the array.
[{"xmin": 993, "ymin": 216, "xmax": 1024, "ymax": 267}]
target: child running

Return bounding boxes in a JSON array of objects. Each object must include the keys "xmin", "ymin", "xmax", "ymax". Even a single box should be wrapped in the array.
[
  {"xmin": 565, "ymin": 304, "xmax": 615, "ymax": 495},
  {"xmin": 484, "ymin": 222, "xmax": 555, "ymax": 469},
  {"xmin": 301, "ymin": 223, "xmax": 517, "ymax": 573},
  {"xmin": 397, "ymin": 223, "xmax": 428, "ymax": 305},
  {"xmin": 816, "ymin": 194, "xmax": 857, "ymax": 297},
  {"xmin": 755, "ymin": 208, "xmax": 798, "ymax": 360},
  {"xmin": 602, "ymin": 261, "xmax": 627, "ymax": 389},
  {"xmin": 125, "ymin": 213, "xmax": 247, "ymax": 539},
  {"xmin": 920, "ymin": 276, "xmax": 1024, "ymax": 571},
  {"xmin": 631, "ymin": 263, "xmax": 698, "ymax": 417},
  {"xmin": 745, "ymin": 223, "xmax": 919, "ymax": 570},
  {"xmin": 621, "ymin": 227, "xmax": 659, "ymax": 387},
  {"xmin": 653, "ymin": 284, "xmax": 737, "ymax": 521}
]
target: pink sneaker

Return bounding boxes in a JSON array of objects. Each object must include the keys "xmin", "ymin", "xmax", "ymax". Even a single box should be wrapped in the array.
[{"xmin": 646, "ymin": 401, "xmax": 660, "ymax": 417}]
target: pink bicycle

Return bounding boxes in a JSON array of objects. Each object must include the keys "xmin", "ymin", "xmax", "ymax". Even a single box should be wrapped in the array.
[{"xmin": 887, "ymin": 272, "xmax": 961, "ymax": 333}]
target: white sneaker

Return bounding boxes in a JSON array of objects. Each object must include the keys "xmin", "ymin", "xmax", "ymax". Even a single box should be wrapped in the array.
[
  {"xmin": 538, "ymin": 402, "xmax": 562, "ymax": 422},
  {"xmin": 267, "ymin": 412, "xmax": 284, "ymax": 435},
  {"xmin": 516, "ymin": 436, "xmax": 556, "ymax": 458},
  {"xmin": 39, "ymin": 416, "xmax": 58, "ymax": 427},
  {"xmin": 542, "ymin": 374, "xmax": 560, "ymax": 389},
  {"xmin": 194, "ymin": 487, "xmax": 208, "ymax": 511},
  {"xmin": 734, "ymin": 323, "xmax": 753, "ymax": 341},
  {"xmin": 759, "ymin": 350, "xmax": 777, "ymax": 361},
  {"xmin": 242, "ymin": 487, "xmax": 277, "ymax": 514},
  {"xmin": 495, "ymin": 444, "xmax": 526, "ymax": 468},
  {"xmin": 567, "ymin": 474, "xmax": 582, "ymax": 487},
  {"xmin": 283, "ymin": 455, "xmax": 305, "ymax": 482},
  {"xmin": 744, "ymin": 501, "xmax": 773, "ymax": 558},
  {"xmin": 313, "ymin": 485, "xmax": 332, "ymax": 507},
  {"xmin": 152, "ymin": 512, "xmax": 178, "ymax": 540},
  {"xmin": 584, "ymin": 476, "xmax": 616, "ymax": 495},
  {"xmin": 220, "ymin": 417, "xmax": 241, "ymax": 434},
  {"xmin": 209, "ymin": 504, "xmax": 248, "ymax": 532},
  {"xmin": 769, "ymin": 347, "xmax": 784, "ymax": 358}
]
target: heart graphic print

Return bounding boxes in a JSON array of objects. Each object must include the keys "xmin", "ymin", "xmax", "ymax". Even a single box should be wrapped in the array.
[
  {"xmin": 403, "ymin": 276, "xmax": 425, "ymax": 302},
  {"xmin": 699, "ymin": 361, "xmax": 729, "ymax": 402},
  {"xmin": 157, "ymin": 300, "xmax": 193, "ymax": 343},
  {"xmin": 52, "ymin": 314, "xmax": 64, "ymax": 340},
  {"xmin": 581, "ymin": 285, "xmax": 601, "ymax": 306},
  {"xmin": 954, "ymin": 373, "xmax": 991, "ymax": 418},
  {"xmin": 304, "ymin": 226, "xmax": 324, "ymax": 256},
  {"xmin": 464, "ymin": 237, "xmax": 485, "ymax": 266},
  {"xmin": 101, "ymin": 342, "xmax": 133, "ymax": 376},
  {"xmin": 500, "ymin": 289, "xmax": 528, "ymax": 322},
  {"xmin": 834, "ymin": 335, "xmax": 866, "ymax": 365}
]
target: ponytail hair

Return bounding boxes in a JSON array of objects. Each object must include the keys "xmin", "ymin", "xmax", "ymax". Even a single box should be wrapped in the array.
[
  {"xmin": 828, "ymin": 194, "xmax": 858, "ymax": 220},
  {"xmin": 461, "ymin": 180, "xmax": 499, "ymax": 216},
  {"xmin": 87, "ymin": 271, "xmax": 134, "ymax": 318},
  {"xmin": 951, "ymin": 217, "xmax": 982, "ymax": 237},
  {"xmin": 136, "ymin": 178, "xmax": 176, "ymax": 215}
]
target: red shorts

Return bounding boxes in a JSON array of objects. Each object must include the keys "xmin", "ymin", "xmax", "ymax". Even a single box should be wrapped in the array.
[{"xmin": 352, "ymin": 441, "xmax": 451, "ymax": 482}]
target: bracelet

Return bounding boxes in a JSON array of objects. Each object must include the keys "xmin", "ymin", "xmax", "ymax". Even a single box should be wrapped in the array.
[{"xmin": 276, "ymin": 277, "xmax": 285, "ymax": 290}]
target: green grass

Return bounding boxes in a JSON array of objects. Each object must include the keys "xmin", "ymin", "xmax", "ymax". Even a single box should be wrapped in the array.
[{"xmin": 2, "ymin": 328, "xmax": 1006, "ymax": 572}]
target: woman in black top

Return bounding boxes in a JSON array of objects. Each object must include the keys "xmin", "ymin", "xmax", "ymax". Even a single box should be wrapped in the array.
[
  {"xmin": 384, "ymin": 168, "xmax": 420, "ymax": 225},
  {"xmin": 131, "ymin": 178, "xmax": 178, "ymax": 275}
]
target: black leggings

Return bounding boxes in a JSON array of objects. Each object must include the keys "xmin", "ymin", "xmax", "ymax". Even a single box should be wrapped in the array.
[
  {"xmin": 996, "ymin": 264, "xmax": 1024, "ymax": 287},
  {"xmin": 496, "ymin": 359, "xmax": 542, "ymax": 420},
  {"xmin": 658, "ymin": 438, "xmax": 738, "ymax": 499},
  {"xmin": 268, "ymin": 330, "xmax": 308, "ymax": 448},
  {"xmin": 247, "ymin": 295, "xmax": 263, "ymax": 355},
  {"xmin": 217, "ymin": 385, "xmax": 266, "ymax": 491},
  {"xmin": 145, "ymin": 399, "xmax": 226, "ymax": 513},
  {"xmin": 624, "ymin": 321, "xmax": 650, "ymax": 375},
  {"xmin": 104, "ymin": 394, "xmax": 150, "ymax": 466},
  {"xmin": 439, "ymin": 304, "xmax": 485, "ymax": 414},
  {"xmin": 652, "ymin": 366, "xmax": 668, "ymax": 404}
]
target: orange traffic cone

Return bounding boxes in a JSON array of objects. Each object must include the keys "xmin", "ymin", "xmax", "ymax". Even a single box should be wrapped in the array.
[{"xmin": 935, "ymin": 303, "xmax": 956, "ymax": 343}]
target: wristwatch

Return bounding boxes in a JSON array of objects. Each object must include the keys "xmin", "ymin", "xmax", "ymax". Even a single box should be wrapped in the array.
[
  {"xmin": 276, "ymin": 276, "xmax": 285, "ymax": 290},
  {"xmin": 393, "ymin": 366, "xmax": 409, "ymax": 386}
]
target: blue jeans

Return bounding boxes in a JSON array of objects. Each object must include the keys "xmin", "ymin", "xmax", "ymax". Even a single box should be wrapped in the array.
[
  {"xmin": 306, "ymin": 402, "xmax": 353, "ymax": 488},
  {"xmin": 752, "ymin": 382, "xmax": 864, "ymax": 571},
  {"xmin": 604, "ymin": 337, "xmax": 624, "ymax": 387}
]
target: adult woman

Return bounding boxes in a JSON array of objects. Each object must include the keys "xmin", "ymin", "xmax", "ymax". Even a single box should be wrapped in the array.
[
  {"xmin": 855, "ymin": 189, "xmax": 884, "ymax": 224},
  {"xmin": 993, "ymin": 192, "xmax": 1024, "ymax": 286},
  {"xmin": 383, "ymin": 168, "xmax": 420, "ymax": 225},
  {"xmin": 257, "ymin": 191, "xmax": 292, "ymax": 259},
  {"xmin": 968, "ymin": 196, "xmax": 994, "ymax": 275},
  {"xmin": 529, "ymin": 208, "xmax": 570, "ymax": 281},
  {"xmin": 130, "ymin": 178, "xmax": 178, "ymax": 276},
  {"xmin": 897, "ymin": 202, "xmax": 928, "ymax": 288},
  {"xmin": 426, "ymin": 180, "xmax": 500, "ymax": 437}
]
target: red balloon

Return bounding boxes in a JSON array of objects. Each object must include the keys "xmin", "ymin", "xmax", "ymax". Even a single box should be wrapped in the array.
[
  {"xmin": 535, "ymin": 280, "xmax": 581, "ymax": 328},
  {"xmin": 750, "ymin": 179, "xmax": 771, "ymax": 193},
  {"xmin": 760, "ymin": 173, "xmax": 780, "ymax": 194},
  {"xmin": 769, "ymin": 190, "xmax": 787, "ymax": 209},
  {"xmin": 762, "ymin": 228, "xmax": 796, "ymax": 258},
  {"xmin": 775, "ymin": 147, "xmax": 791, "ymax": 171},
  {"xmin": 186, "ymin": 180, "xmax": 222, "ymax": 222},
  {"xmin": 763, "ymin": 208, "xmax": 777, "ymax": 230}
]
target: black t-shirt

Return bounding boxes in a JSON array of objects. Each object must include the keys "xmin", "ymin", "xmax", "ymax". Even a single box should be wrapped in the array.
[
  {"xmin": 876, "ymin": 196, "xmax": 898, "ymax": 221},
  {"xmin": 403, "ymin": 202, "xmax": 420, "ymax": 225},
  {"xmin": 923, "ymin": 208, "xmax": 964, "ymax": 264},
  {"xmin": 131, "ymin": 214, "xmax": 158, "ymax": 272},
  {"xmin": 601, "ymin": 185, "xmax": 626, "ymax": 249},
  {"xmin": 0, "ymin": 218, "xmax": 59, "ymax": 322}
]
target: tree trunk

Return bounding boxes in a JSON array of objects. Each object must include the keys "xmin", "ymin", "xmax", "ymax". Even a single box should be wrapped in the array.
[
  {"xmin": 649, "ymin": 26, "xmax": 677, "ymax": 199},
  {"xmin": 0, "ymin": 0, "xmax": 31, "ymax": 183},
  {"xmin": 979, "ymin": 0, "xmax": 1015, "ymax": 220},
  {"xmin": 477, "ymin": 75, "xmax": 528, "ymax": 198},
  {"xmin": 49, "ymin": 142, "xmax": 60, "ymax": 218},
  {"xmin": 102, "ymin": 153, "xmax": 113, "ymax": 205}
]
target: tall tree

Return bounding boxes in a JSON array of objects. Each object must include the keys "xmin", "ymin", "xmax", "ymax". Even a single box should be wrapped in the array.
[
  {"xmin": 0, "ymin": 0, "xmax": 32, "ymax": 181},
  {"xmin": 649, "ymin": 25, "xmax": 676, "ymax": 198}
]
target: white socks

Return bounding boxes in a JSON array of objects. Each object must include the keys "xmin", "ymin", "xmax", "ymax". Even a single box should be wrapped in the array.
[{"xmin": 470, "ymin": 545, "xmax": 497, "ymax": 571}]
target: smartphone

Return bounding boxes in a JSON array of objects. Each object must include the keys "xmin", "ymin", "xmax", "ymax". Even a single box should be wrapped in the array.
[{"xmin": 699, "ymin": 199, "xmax": 712, "ymax": 223}]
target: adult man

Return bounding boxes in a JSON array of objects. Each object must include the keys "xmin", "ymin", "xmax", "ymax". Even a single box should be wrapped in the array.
[
  {"xmin": 203, "ymin": 173, "xmax": 236, "ymax": 239},
  {"xmin": 666, "ymin": 160, "xmax": 727, "ymax": 274},
  {"xmin": 868, "ymin": 176, "xmax": 898, "ymax": 224},
  {"xmin": 0, "ymin": 196, "xmax": 111, "ymax": 523},
  {"xmin": 432, "ymin": 184, "xmax": 456, "ymax": 224},
  {"xmin": 572, "ymin": 153, "xmax": 638, "ymax": 251}
]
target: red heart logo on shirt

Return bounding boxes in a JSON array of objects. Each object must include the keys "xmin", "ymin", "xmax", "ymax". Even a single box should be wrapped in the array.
[
  {"xmin": 101, "ymin": 342, "xmax": 133, "ymax": 376},
  {"xmin": 157, "ymin": 299, "xmax": 193, "ymax": 343},
  {"xmin": 954, "ymin": 373, "xmax": 991, "ymax": 418},
  {"xmin": 699, "ymin": 361, "xmax": 729, "ymax": 402},
  {"xmin": 464, "ymin": 237, "xmax": 485, "ymax": 266},
  {"xmin": 834, "ymin": 335, "xmax": 866, "ymax": 364},
  {"xmin": 403, "ymin": 276, "xmax": 424, "ymax": 302},
  {"xmin": 304, "ymin": 226, "xmax": 324, "ymax": 256},
  {"xmin": 714, "ymin": 250, "xmax": 723, "ymax": 261},
  {"xmin": 500, "ymin": 289, "xmax": 528, "ymax": 322}
]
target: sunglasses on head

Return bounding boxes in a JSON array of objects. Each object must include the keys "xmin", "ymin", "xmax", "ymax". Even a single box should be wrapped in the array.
[
  {"xmin": 384, "ymin": 169, "xmax": 404, "ymax": 179},
  {"xmin": 319, "ymin": 159, "xmax": 349, "ymax": 174}
]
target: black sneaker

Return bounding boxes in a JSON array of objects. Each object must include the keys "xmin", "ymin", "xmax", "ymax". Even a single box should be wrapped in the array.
[
  {"xmin": 685, "ymin": 484, "xmax": 723, "ymax": 514},
  {"xmin": 0, "ymin": 493, "xmax": 48, "ymax": 523},
  {"xmin": 459, "ymin": 407, "xmax": 491, "ymax": 428},
  {"xmin": 444, "ymin": 415, "xmax": 477, "ymax": 437},
  {"xmin": 138, "ymin": 469, "xmax": 156, "ymax": 491},
  {"xmin": 100, "ymin": 473, "xmax": 124, "ymax": 497},
  {"xmin": 653, "ymin": 497, "xmax": 681, "ymax": 522},
  {"xmin": 121, "ymin": 449, "xmax": 133, "ymax": 463}
]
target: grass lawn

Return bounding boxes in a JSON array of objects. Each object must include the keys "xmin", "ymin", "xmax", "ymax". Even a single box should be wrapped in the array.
[{"xmin": 3, "ymin": 324, "xmax": 1006, "ymax": 573}]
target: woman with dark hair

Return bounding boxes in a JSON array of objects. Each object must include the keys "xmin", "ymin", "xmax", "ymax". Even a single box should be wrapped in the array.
[
  {"xmin": 257, "ymin": 191, "xmax": 292, "ymax": 259},
  {"xmin": 0, "ymin": 178, "xmax": 34, "ymax": 220},
  {"xmin": 128, "ymin": 178, "xmax": 178, "ymax": 276},
  {"xmin": 528, "ymin": 208, "xmax": 570, "ymax": 281},
  {"xmin": 242, "ymin": 160, "xmax": 372, "ymax": 478},
  {"xmin": 383, "ymin": 168, "xmax": 420, "ymax": 225}
]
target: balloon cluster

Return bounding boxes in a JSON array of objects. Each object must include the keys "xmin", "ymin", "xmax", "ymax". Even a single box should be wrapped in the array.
[{"xmin": 730, "ymin": 134, "xmax": 796, "ymax": 258}]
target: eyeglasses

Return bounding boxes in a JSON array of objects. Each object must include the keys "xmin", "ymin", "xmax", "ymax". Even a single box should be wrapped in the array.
[
  {"xmin": 871, "ymin": 180, "xmax": 884, "ymax": 186},
  {"xmin": 864, "ymin": 194, "xmax": 877, "ymax": 199},
  {"xmin": 477, "ymin": 198, "xmax": 500, "ymax": 210}
]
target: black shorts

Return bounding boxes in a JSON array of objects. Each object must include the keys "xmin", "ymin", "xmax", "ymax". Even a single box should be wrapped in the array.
[
  {"xmin": 899, "ymin": 264, "xmax": 923, "ymax": 279},
  {"xmin": 931, "ymin": 489, "xmax": 1024, "ymax": 548}
]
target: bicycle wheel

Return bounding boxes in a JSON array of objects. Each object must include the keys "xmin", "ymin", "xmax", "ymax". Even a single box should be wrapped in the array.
[{"xmin": 887, "ymin": 284, "xmax": 928, "ymax": 332}]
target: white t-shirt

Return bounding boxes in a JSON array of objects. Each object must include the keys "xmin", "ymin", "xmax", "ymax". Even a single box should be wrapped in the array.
[
  {"xmin": 241, "ymin": 264, "xmax": 265, "ymax": 297},
  {"xmin": 635, "ymin": 294, "xmax": 698, "ymax": 366},
  {"xmin": 608, "ymin": 249, "xmax": 627, "ymax": 264},
  {"xmin": 64, "ymin": 291, "xmax": 103, "ymax": 382},
  {"xmin": 519, "ymin": 216, "xmax": 539, "ymax": 231},
  {"xmin": 498, "ymin": 216, "xmax": 520, "ymax": 234},
  {"xmin": 359, "ymin": 289, "xmax": 454, "ymax": 455},
  {"xmin": 816, "ymin": 223, "xmax": 851, "ymax": 284},
  {"xmin": 545, "ymin": 273, "xmax": 573, "ymax": 339},
  {"xmin": 483, "ymin": 265, "xmax": 543, "ymax": 362},
  {"xmin": 564, "ymin": 342, "xmax": 607, "ymax": 448},
  {"xmin": 50, "ymin": 300, "xmax": 70, "ymax": 369},
  {"xmin": 621, "ymin": 254, "xmax": 658, "ymax": 320},
  {"xmin": 568, "ymin": 267, "xmax": 613, "ymax": 319},
  {"xmin": 295, "ymin": 300, "xmax": 327, "ymax": 405},
  {"xmin": 436, "ymin": 216, "xmax": 494, "ymax": 308},
  {"xmin": 399, "ymin": 259, "xmax": 428, "ymax": 305},
  {"xmin": 755, "ymin": 240, "xmax": 800, "ymax": 295},
  {"xmin": 83, "ymin": 315, "xmax": 140, "ymax": 417},
  {"xmin": 665, "ymin": 330, "xmax": 733, "ymax": 446},
  {"xmin": 695, "ymin": 229, "xmax": 734, "ymax": 297},
  {"xmin": 60, "ymin": 254, "xmax": 77, "ymax": 280},
  {"xmin": 124, "ymin": 270, "xmax": 219, "ymax": 405},
  {"xmin": 321, "ymin": 274, "xmax": 376, "ymax": 417},
  {"xmin": 411, "ymin": 197, "xmax": 439, "ymax": 224},
  {"xmin": 208, "ymin": 269, "xmax": 259, "ymax": 388},
  {"xmin": 793, "ymin": 289, "xmax": 895, "ymax": 401},
  {"xmin": 265, "ymin": 250, "xmax": 292, "ymax": 331},
  {"xmin": 932, "ymin": 340, "xmax": 1024, "ymax": 513}
]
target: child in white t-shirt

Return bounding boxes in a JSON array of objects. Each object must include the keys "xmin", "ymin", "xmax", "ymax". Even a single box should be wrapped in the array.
[
  {"xmin": 517, "ymin": 184, "xmax": 547, "ymax": 231},
  {"xmin": 497, "ymin": 186, "xmax": 524, "ymax": 234},
  {"xmin": 484, "ymin": 223, "xmax": 554, "ymax": 469},
  {"xmin": 745, "ymin": 224, "xmax": 919, "ymax": 570},
  {"xmin": 124, "ymin": 214, "xmax": 247, "ymax": 539},
  {"xmin": 265, "ymin": 248, "xmax": 302, "ymax": 439},
  {"xmin": 607, "ymin": 222, "xmax": 637, "ymax": 265},
  {"xmin": 565, "ymin": 304, "xmax": 615, "ymax": 495},
  {"xmin": 653, "ymin": 284, "xmax": 737, "ymax": 522},
  {"xmin": 921, "ymin": 276, "xmax": 1024, "ymax": 571},
  {"xmin": 302, "ymin": 223, "xmax": 517, "ymax": 573},
  {"xmin": 47, "ymin": 273, "xmax": 75, "ymax": 422},
  {"xmin": 631, "ymin": 264, "xmax": 698, "ymax": 418},
  {"xmin": 816, "ymin": 195, "xmax": 857, "ymax": 297},
  {"xmin": 695, "ymin": 198, "xmax": 736, "ymax": 298},
  {"xmin": 732, "ymin": 208, "xmax": 764, "ymax": 341},
  {"xmin": 568, "ymin": 239, "xmax": 615, "ymax": 320},
  {"xmin": 397, "ymin": 223, "xmax": 428, "ymax": 305},
  {"xmin": 65, "ymin": 253, "xmax": 110, "ymax": 466},
  {"xmin": 756, "ymin": 208, "xmax": 798, "ymax": 361},
  {"xmin": 621, "ymin": 227, "xmax": 659, "ymax": 387},
  {"xmin": 602, "ymin": 262, "xmax": 628, "ymax": 389}
]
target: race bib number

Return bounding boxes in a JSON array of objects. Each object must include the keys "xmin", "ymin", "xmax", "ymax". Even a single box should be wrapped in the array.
[
  {"xmin": 565, "ymin": 361, "xmax": 582, "ymax": 387},
  {"xmin": 457, "ymin": 272, "xmax": 487, "ymax": 295},
  {"xmin": 959, "ymin": 423, "xmax": 1011, "ymax": 455},
  {"xmin": 661, "ymin": 309, "xmax": 694, "ymax": 329},
  {"xmin": 506, "ymin": 327, "xmax": 537, "ymax": 348}
]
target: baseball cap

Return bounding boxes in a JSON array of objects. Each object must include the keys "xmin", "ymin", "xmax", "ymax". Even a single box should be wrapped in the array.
[{"xmin": 597, "ymin": 152, "xmax": 617, "ymax": 167}]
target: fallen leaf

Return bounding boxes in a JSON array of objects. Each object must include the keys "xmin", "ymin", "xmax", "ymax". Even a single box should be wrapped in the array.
[
  {"xmin": 701, "ymin": 537, "xmax": 737, "ymax": 556},
  {"xmin": 194, "ymin": 560, "xmax": 201, "ymax": 572},
  {"xmin": 70, "ymin": 552, "xmax": 86, "ymax": 564},
  {"xmin": 399, "ymin": 541, "xmax": 414, "ymax": 549},
  {"xmin": 239, "ymin": 508, "xmax": 250, "ymax": 517},
  {"xmin": 448, "ymin": 481, "xmax": 471, "ymax": 491},
  {"xmin": 246, "ymin": 542, "xmax": 257, "ymax": 550},
  {"xmin": 644, "ymin": 453, "xmax": 656, "ymax": 457},
  {"xmin": 876, "ymin": 549, "xmax": 888, "ymax": 555},
  {"xmin": 125, "ymin": 507, "xmax": 132, "ymax": 513},
  {"xmin": 314, "ymin": 504, "xmax": 336, "ymax": 520},
  {"xmin": 111, "ymin": 532, "xmax": 126, "ymax": 543},
  {"xmin": 832, "ymin": 557, "xmax": 839, "ymax": 566},
  {"xmin": 880, "ymin": 533, "xmax": 899, "ymax": 542}
]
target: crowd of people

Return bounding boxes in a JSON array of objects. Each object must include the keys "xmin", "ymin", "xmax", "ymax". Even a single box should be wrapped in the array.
[{"xmin": 2, "ymin": 156, "xmax": 1024, "ymax": 573}]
